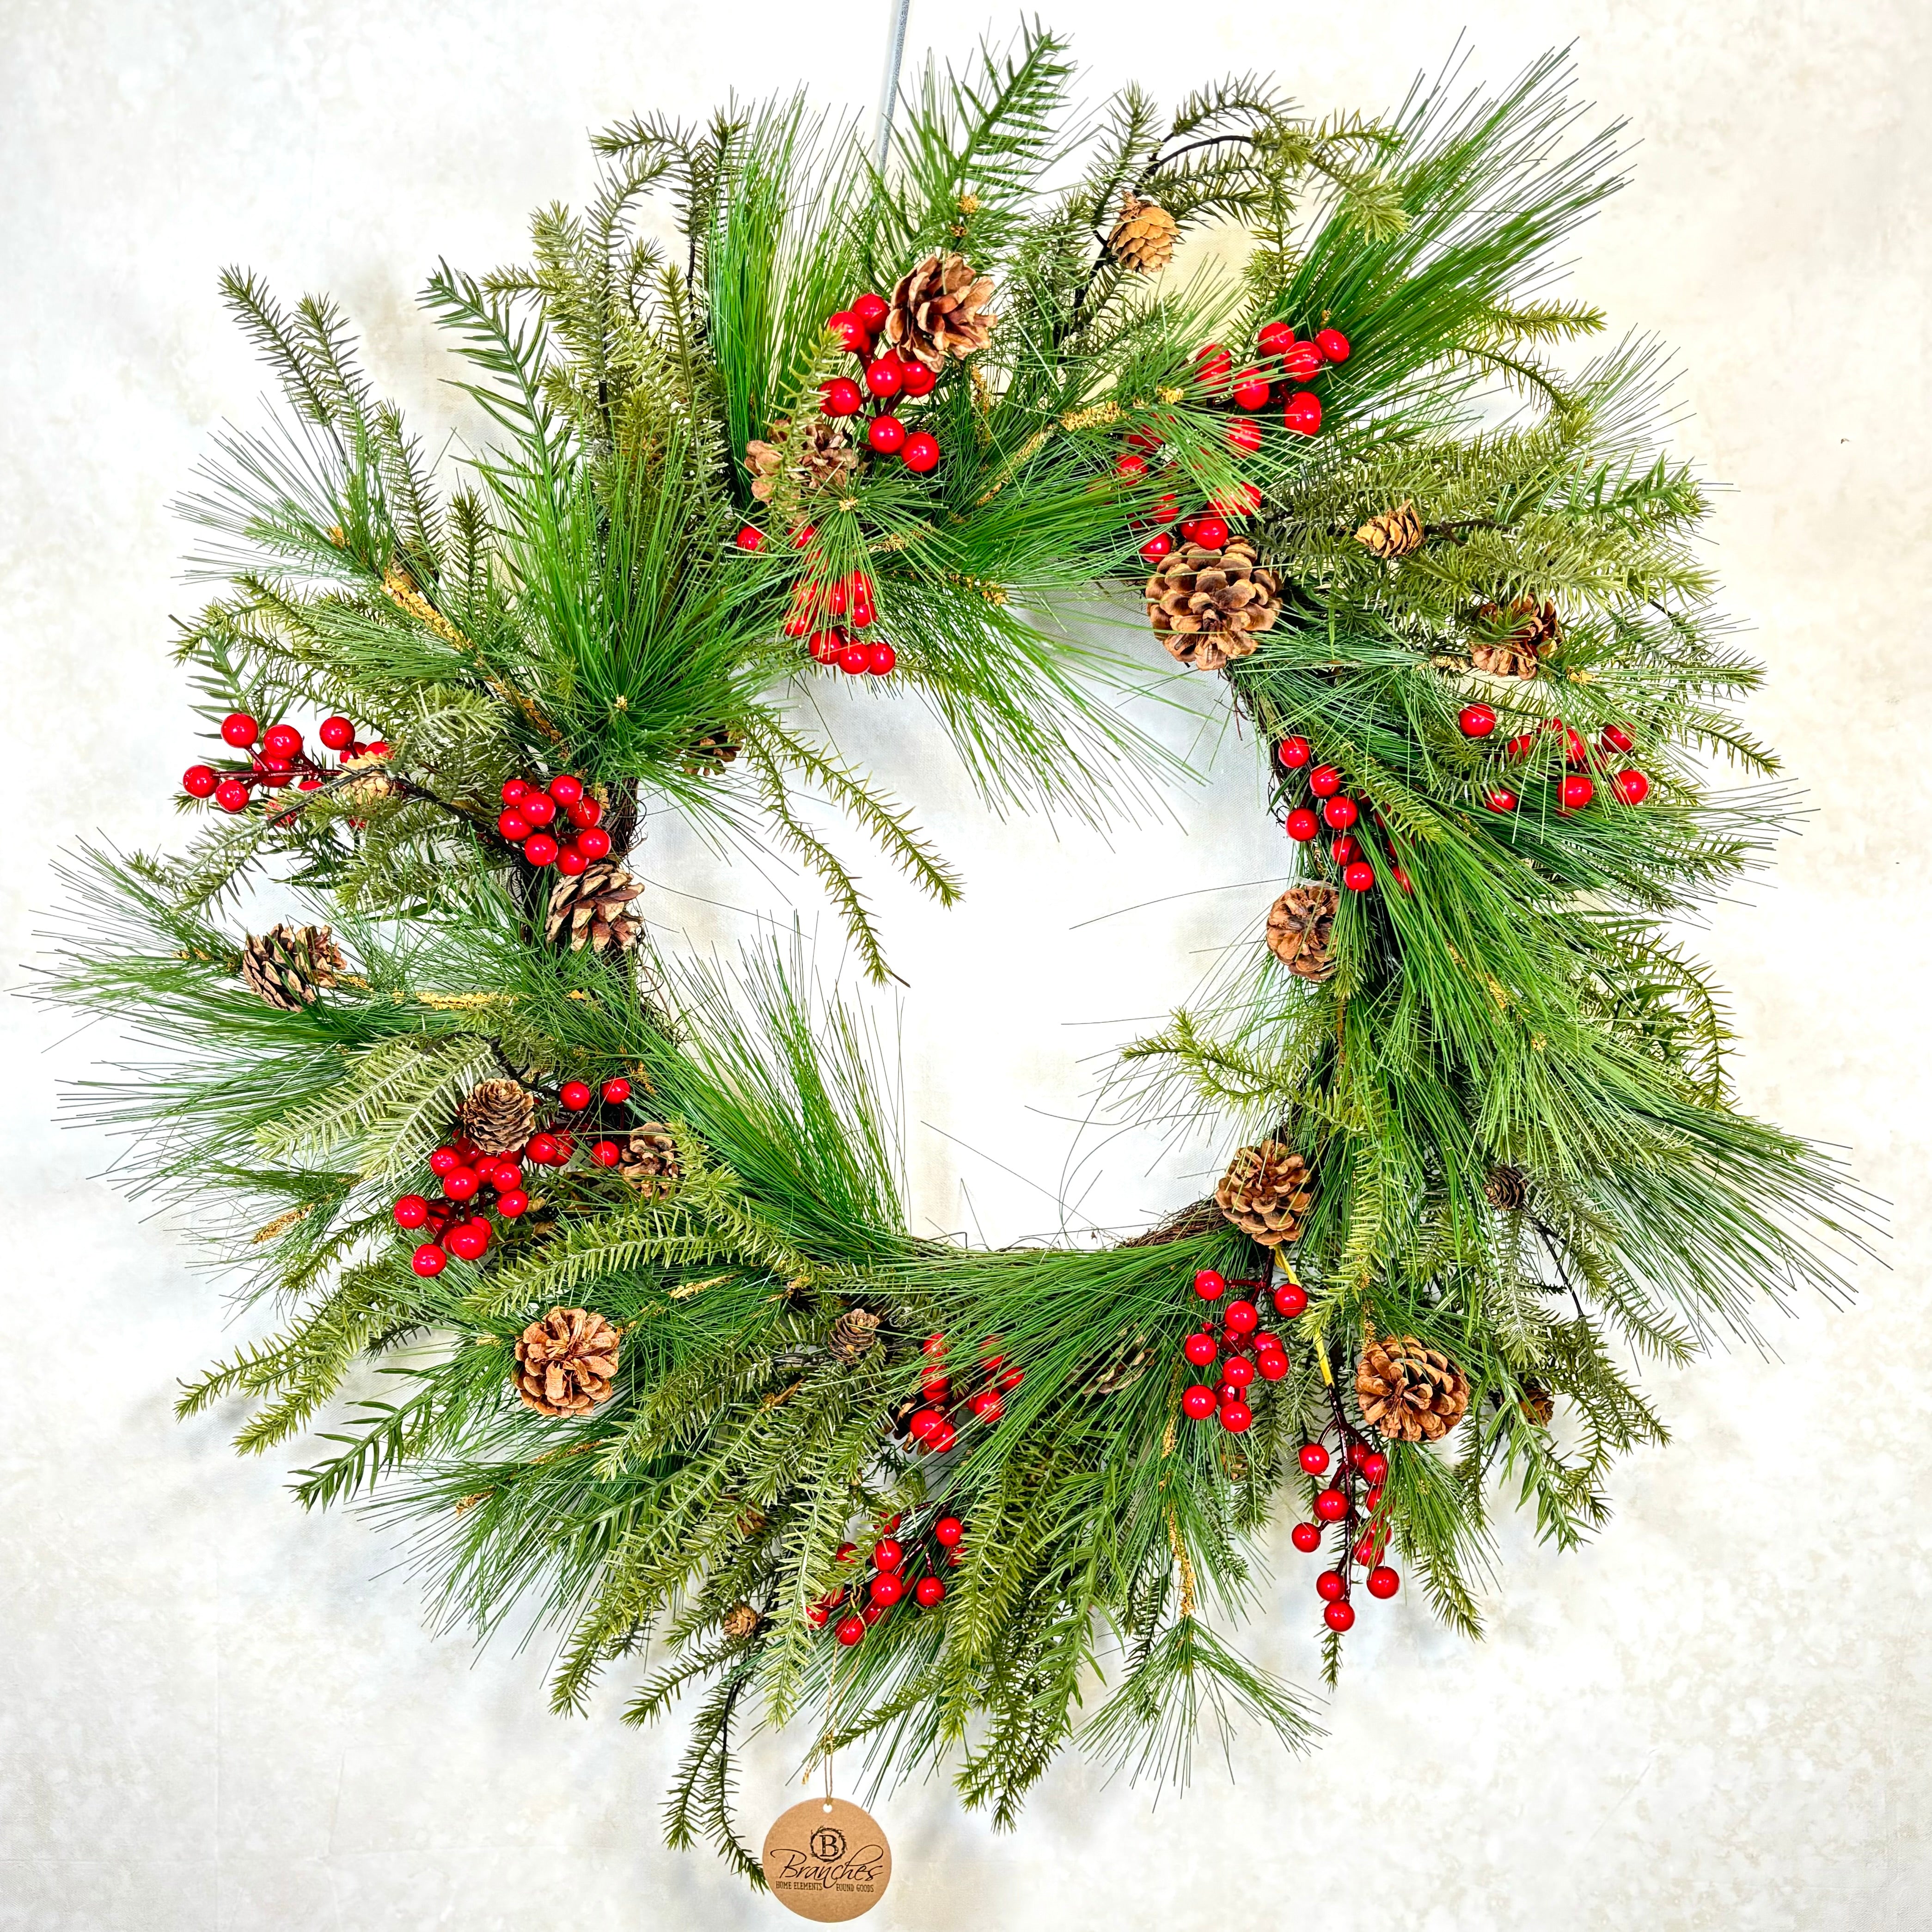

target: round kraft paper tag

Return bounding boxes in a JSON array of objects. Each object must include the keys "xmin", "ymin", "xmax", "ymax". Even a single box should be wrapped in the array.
[{"xmin": 760, "ymin": 1796, "xmax": 892, "ymax": 1921}]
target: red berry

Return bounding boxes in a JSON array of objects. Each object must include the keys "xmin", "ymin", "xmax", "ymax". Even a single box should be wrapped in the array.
[
  {"xmin": 865, "ymin": 355, "xmax": 905, "ymax": 399},
  {"xmin": 428, "ymin": 1147, "xmax": 460, "ymax": 1176},
  {"xmin": 1232, "ymin": 375, "xmax": 1272, "ymax": 410},
  {"xmin": 1299, "ymin": 1443, "xmax": 1330, "ymax": 1475},
  {"xmin": 835, "ymin": 1614, "xmax": 865, "ymax": 1646},
  {"xmin": 835, "ymin": 643, "xmax": 868, "ymax": 675},
  {"xmin": 411, "ymin": 1242, "xmax": 447, "ymax": 1277},
  {"xmin": 1194, "ymin": 342, "xmax": 1233, "ymax": 382},
  {"xmin": 1256, "ymin": 1350, "xmax": 1289, "ymax": 1381},
  {"xmin": 220, "ymin": 712, "xmax": 259, "ymax": 748},
  {"xmin": 866, "ymin": 642, "xmax": 896, "ymax": 675},
  {"xmin": 363, "ymin": 741, "xmax": 390, "ymax": 759},
  {"xmin": 1282, "ymin": 342, "xmax": 1324, "ymax": 382},
  {"xmin": 577, "ymin": 826, "xmax": 612, "ymax": 860},
  {"xmin": 1361, "ymin": 1451, "xmax": 1389, "ymax": 1484},
  {"xmin": 520, "ymin": 791, "xmax": 556, "ymax": 826},
  {"xmin": 315, "ymin": 715, "xmax": 353, "ymax": 752},
  {"xmin": 850, "ymin": 291, "xmax": 888, "ymax": 330},
  {"xmin": 997, "ymin": 1365, "xmax": 1023, "ymax": 1392},
  {"xmin": 914, "ymin": 1575, "xmax": 945, "ymax": 1607},
  {"xmin": 1277, "ymin": 735, "xmax": 1311, "ymax": 769},
  {"xmin": 1314, "ymin": 328, "xmax": 1350, "ymax": 363},
  {"xmin": 1183, "ymin": 1332, "xmax": 1219, "ymax": 1368},
  {"xmin": 1484, "ymin": 788, "xmax": 1518, "ymax": 813},
  {"xmin": 1219, "ymin": 1399, "xmax": 1253, "ymax": 1433},
  {"xmin": 1505, "ymin": 732, "xmax": 1539, "ymax": 762},
  {"xmin": 1365, "ymin": 1485, "xmax": 1383, "ymax": 1512},
  {"xmin": 1291, "ymin": 1522, "xmax": 1322, "ymax": 1553},
  {"xmin": 1321, "ymin": 795, "xmax": 1357, "ymax": 830},
  {"xmin": 556, "ymin": 845, "xmax": 588, "ymax": 876},
  {"xmin": 392, "ymin": 1194, "xmax": 429, "ymax": 1229},
  {"xmin": 497, "ymin": 810, "xmax": 531, "ymax": 842},
  {"xmin": 1459, "ymin": 703, "xmax": 1498, "ymax": 738},
  {"xmin": 1193, "ymin": 514, "xmax": 1229, "ymax": 549},
  {"xmin": 446, "ymin": 1221, "xmax": 489, "ymax": 1261},
  {"xmin": 601, "ymin": 1077, "xmax": 631, "ymax": 1106},
  {"xmin": 1193, "ymin": 1269, "xmax": 1226, "ymax": 1301},
  {"xmin": 921, "ymin": 1377, "xmax": 949, "ymax": 1403},
  {"xmin": 523, "ymin": 832, "xmax": 559, "ymax": 865},
  {"xmin": 1257, "ymin": 321, "xmax": 1294, "ymax": 355},
  {"xmin": 1223, "ymin": 1355, "xmax": 1256, "ymax": 1389},
  {"xmin": 969, "ymin": 1389, "xmax": 1002, "ymax": 1422},
  {"xmin": 550, "ymin": 775, "xmax": 584, "ymax": 806},
  {"xmin": 1273, "ymin": 1282, "xmax": 1308, "ymax": 1318},
  {"xmin": 1602, "ymin": 724, "xmax": 1635, "ymax": 754},
  {"xmin": 901, "ymin": 430, "xmax": 940, "ymax": 473},
  {"xmin": 1366, "ymin": 1565, "xmax": 1400, "ymax": 1600},
  {"xmin": 1309, "ymin": 765, "xmax": 1343, "ymax": 798},
  {"xmin": 559, "ymin": 1081, "xmax": 592, "ymax": 1111},
  {"xmin": 926, "ymin": 1420, "xmax": 957, "ymax": 1453},
  {"xmin": 827, "ymin": 310, "xmax": 868, "ymax": 352},
  {"xmin": 1343, "ymin": 861, "xmax": 1376, "ymax": 892},
  {"xmin": 868, "ymin": 413, "xmax": 907, "ymax": 454},
  {"xmin": 734, "ymin": 524, "xmax": 765, "ymax": 552},
  {"xmin": 1562, "ymin": 727, "xmax": 1590, "ymax": 766},
  {"xmin": 1140, "ymin": 532, "xmax": 1174, "ymax": 562},
  {"xmin": 442, "ymin": 1165, "xmax": 480, "ymax": 1201},
  {"xmin": 263, "ymin": 723, "xmax": 303, "ymax": 759},
  {"xmin": 872, "ymin": 1538, "xmax": 903, "ymax": 1573},
  {"xmin": 934, "ymin": 1516, "xmax": 964, "ymax": 1547},
  {"xmin": 1314, "ymin": 1487, "xmax": 1348, "ymax": 1522},
  {"xmin": 1286, "ymin": 807, "xmax": 1320, "ymax": 841},
  {"xmin": 908, "ymin": 1408, "xmax": 946, "ymax": 1442},
  {"xmin": 214, "ymin": 778, "xmax": 252, "ymax": 813},
  {"xmin": 525, "ymin": 1132, "xmax": 560, "ymax": 1166},
  {"xmin": 1226, "ymin": 417, "xmax": 1264, "ymax": 455},
  {"xmin": 899, "ymin": 361, "xmax": 936, "ymax": 397},
  {"xmin": 1316, "ymin": 1569, "xmax": 1345, "ymax": 1602},
  {"xmin": 862, "ymin": 1603, "xmax": 884, "ymax": 1626},
  {"xmin": 1223, "ymin": 1299, "xmax": 1259, "ymax": 1335},
  {"xmin": 1330, "ymin": 835, "xmax": 1359, "ymax": 866},
  {"xmin": 1324, "ymin": 1599, "xmax": 1356, "ymax": 1632},
  {"xmin": 1181, "ymin": 1384, "xmax": 1217, "ymax": 1420},
  {"xmin": 1559, "ymin": 773, "xmax": 1595, "ymax": 812},
  {"xmin": 501, "ymin": 779, "xmax": 530, "ymax": 804},
  {"xmin": 1283, "ymin": 391, "xmax": 1322, "ymax": 435},
  {"xmin": 1613, "ymin": 768, "xmax": 1650, "ymax": 805},
  {"xmin": 821, "ymin": 377, "xmax": 864, "ymax": 416},
  {"xmin": 1114, "ymin": 451, "xmax": 1148, "ymax": 480},
  {"xmin": 499, "ymin": 1190, "xmax": 532, "ymax": 1219},
  {"xmin": 183, "ymin": 765, "xmax": 218, "ymax": 797},
  {"xmin": 868, "ymin": 1572, "xmax": 904, "ymax": 1609},
  {"xmin": 1354, "ymin": 1530, "xmax": 1387, "ymax": 1566}
]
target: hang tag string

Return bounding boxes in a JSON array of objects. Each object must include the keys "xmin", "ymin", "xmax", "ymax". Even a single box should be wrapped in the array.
[{"xmin": 872, "ymin": 0, "xmax": 913, "ymax": 171}]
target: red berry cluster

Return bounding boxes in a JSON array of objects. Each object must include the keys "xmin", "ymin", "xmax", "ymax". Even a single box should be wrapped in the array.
[
  {"xmin": 495, "ymin": 773, "xmax": 611, "ymax": 872},
  {"xmin": 776, "ymin": 541, "xmax": 896, "ymax": 678},
  {"xmin": 1462, "ymin": 712, "xmax": 1651, "ymax": 815},
  {"xmin": 1129, "ymin": 321, "xmax": 1349, "ymax": 567},
  {"xmin": 904, "ymin": 1332, "xmax": 1021, "ymax": 1452},
  {"xmin": 820, "ymin": 290, "xmax": 942, "ymax": 474},
  {"xmin": 1274, "ymin": 735, "xmax": 1408, "ymax": 894},
  {"xmin": 182, "ymin": 711, "xmax": 387, "ymax": 813},
  {"xmin": 814, "ymin": 1512, "xmax": 963, "ymax": 1646},
  {"xmin": 1290, "ymin": 1432, "xmax": 1400, "ymax": 1632},
  {"xmin": 394, "ymin": 1076, "xmax": 634, "ymax": 1276},
  {"xmin": 1179, "ymin": 1268, "xmax": 1305, "ymax": 1433}
]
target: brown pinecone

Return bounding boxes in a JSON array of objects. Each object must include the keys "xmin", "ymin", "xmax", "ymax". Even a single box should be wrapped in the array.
[
  {"xmin": 1146, "ymin": 538, "xmax": 1284, "ymax": 672},
  {"xmin": 544, "ymin": 860, "xmax": 644, "ymax": 954},
  {"xmin": 745, "ymin": 419, "xmax": 859, "ymax": 503},
  {"xmin": 1483, "ymin": 1164, "xmax": 1528, "ymax": 1211},
  {"xmin": 1107, "ymin": 192, "xmax": 1179, "ymax": 274},
  {"xmin": 1354, "ymin": 501, "xmax": 1425, "ymax": 559},
  {"xmin": 457, "ymin": 1078, "xmax": 536, "ymax": 1156},
  {"xmin": 1520, "ymin": 1378, "xmax": 1555, "ymax": 1427},
  {"xmin": 1086, "ymin": 1335, "xmax": 1155, "ymax": 1396},
  {"xmin": 512, "ymin": 1306, "xmax": 622, "ymax": 1418},
  {"xmin": 1215, "ymin": 1142, "xmax": 1314, "ymax": 1247},
  {"xmin": 618, "ymin": 1123, "xmax": 682, "ymax": 1197},
  {"xmin": 1355, "ymin": 1334, "xmax": 1470, "ymax": 1443},
  {"xmin": 826, "ymin": 1306, "xmax": 881, "ymax": 1364},
  {"xmin": 679, "ymin": 726, "xmax": 741, "ymax": 776},
  {"xmin": 1266, "ymin": 885, "xmax": 1340, "ymax": 981},
  {"xmin": 238, "ymin": 923, "xmax": 346, "ymax": 1011},
  {"xmin": 1471, "ymin": 597, "xmax": 1562, "ymax": 679},
  {"xmin": 721, "ymin": 1602, "xmax": 762, "ymax": 1641},
  {"xmin": 884, "ymin": 252, "xmax": 997, "ymax": 369}
]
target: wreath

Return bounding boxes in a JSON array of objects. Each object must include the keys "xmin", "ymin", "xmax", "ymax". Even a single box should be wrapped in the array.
[{"xmin": 44, "ymin": 29, "xmax": 1868, "ymax": 1887}]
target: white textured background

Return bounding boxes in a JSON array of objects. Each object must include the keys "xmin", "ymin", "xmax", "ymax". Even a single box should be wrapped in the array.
[{"xmin": 4, "ymin": 2, "xmax": 1929, "ymax": 1926}]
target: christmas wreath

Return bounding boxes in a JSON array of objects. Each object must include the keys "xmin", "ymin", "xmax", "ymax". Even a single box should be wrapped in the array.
[{"xmin": 44, "ymin": 31, "xmax": 1868, "ymax": 1884}]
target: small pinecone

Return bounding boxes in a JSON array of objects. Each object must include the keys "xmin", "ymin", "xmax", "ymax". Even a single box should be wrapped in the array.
[
  {"xmin": 618, "ymin": 1123, "xmax": 683, "ymax": 1197},
  {"xmin": 1215, "ymin": 1142, "xmax": 1314, "ymax": 1247},
  {"xmin": 745, "ymin": 419, "xmax": 859, "ymax": 502},
  {"xmin": 884, "ymin": 252, "xmax": 997, "ymax": 369},
  {"xmin": 1086, "ymin": 1335, "xmax": 1155, "ymax": 1396},
  {"xmin": 1266, "ymin": 885, "xmax": 1340, "ymax": 982},
  {"xmin": 1355, "ymin": 1334, "xmax": 1470, "ymax": 1443},
  {"xmin": 827, "ymin": 1306, "xmax": 881, "ymax": 1365},
  {"xmin": 1471, "ymin": 597, "xmax": 1562, "ymax": 679},
  {"xmin": 458, "ymin": 1078, "xmax": 536, "ymax": 1156},
  {"xmin": 239, "ymin": 923, "xmax": 346, "ymax": 1012},
  {"xmin": 1354, "ymin": 501, "xmax": 1425, "ymax": 559},
  {"xmin": 1520, "ymin": 1378, "xmax": 1555, "ymax": 1427},
  {"xmin": 338, "ymin": 748, "xmax": 400, "ymax": 806},
  {"xmin": 1147, "ymin": 538, "xmax": 1283, "ymax": 672},
  {"xmin": 513, "ymin": 1306, "xmax": 622, "ymax": 1418},
  {"xmin": 1107, "ymin": 192, "xmax": 1180, "ymax": 274},
  {"xmin": 679, "ymin": 726, "xmax": 741, "ymax": 776},
  {"xmin": 544, "ymin": 859, "xmax": 644, "ymax": 954},
  {"xmin": 721, "ymin": 1602, "xmax": 762, "ymax": 1642},
  {"xmin": 1483, "ymin": 1164, "xmax": 1528, "ymax": 1211}
]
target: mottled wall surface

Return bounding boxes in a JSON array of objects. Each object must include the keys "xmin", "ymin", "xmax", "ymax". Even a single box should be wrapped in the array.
[{"xmin": 3, "ymin": 3, "xmax": 1927, "ymax": 1926}]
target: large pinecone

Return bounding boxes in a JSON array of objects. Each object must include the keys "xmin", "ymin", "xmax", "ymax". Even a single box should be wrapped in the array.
[
  {"xmin": 1215, "ymin": 1142, "xmax": 1314, "ymax": 1247},
  {"xmin": 544, "ymin": 860, "xmax": 644, "ymax": 954},
  {"xmin": 884, "ymin": 252, "xmax": 997, "ymax": 369},
  {"xmin": 1354, "ymin": 501, "xmax": 1425, "ymax": 559},
  {"xmin": 1266, "ymin": 885, "xmax": 1340, "ymax": 981},
  {"xmin": 1107, "ymin": 192, "xmax": 1179, "ymax": 273},
  {"xmin": 457, "ymin": 1078, "xmax": 535, "ymax": 1156},
  {"xmin": 745, "ymin": 420, "xmax": 859, "ymax": 502},
  {"xmin": 1471, "ymin": 597, "xmax": 1562, "ymax": 679},
  {"xmin": 618, "ymin": 1123, "xmax": 682, "ymax": 1197},
  {"xmin": 827, "ymin": 1306, "xmax": 881, "ymax": 1364},
  {"xmin": 1146, "ymin": 538, "xmax": 1283, "ymax": 672},
  {"xmin": 513, "ymin": 1306, "xmax": 622, "ymax": 1418},
  {"xmin": 239, "ymin": 923, "xmax": 346, "ymax": 1011},
  {"xmin": 1355, "ymin": 1334, "xmax": 1470, "ymax": 1443}
]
